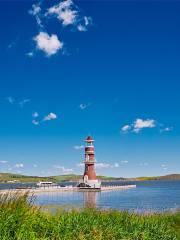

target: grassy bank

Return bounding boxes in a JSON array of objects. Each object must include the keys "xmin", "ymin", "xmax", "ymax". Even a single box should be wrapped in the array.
[{"xmin": 0, "ymin": 193, "xmax": 179, "ymax": 240}]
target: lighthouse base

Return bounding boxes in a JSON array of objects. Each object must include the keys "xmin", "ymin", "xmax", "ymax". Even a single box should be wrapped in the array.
[{"xmin": 77, "ymin": 180, "xmax": 101, "ymax": 189}]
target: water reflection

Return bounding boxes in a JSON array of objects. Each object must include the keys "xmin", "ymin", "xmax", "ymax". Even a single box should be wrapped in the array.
[
  {"xmin": 84, "ymin": 191, "xmax": 97, "ymax": 208},
  {"xmin": 35, "ymin": 190, "xmax": 98, "ymax": 209}
]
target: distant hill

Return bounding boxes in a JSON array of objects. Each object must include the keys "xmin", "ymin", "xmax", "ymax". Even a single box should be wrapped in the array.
[
  {"xmin": 0, "ymin": 173, "xmax": 85, "ymax": 183},
  {"xmin": 0, "ymin": 173, "xmax": 124, "ymax": 183},
  {"xmin": 133, "ymin": 174, "xmax": 180, "ymax": 181},
  {"xmin": 0, "ymin": 173, "xmax": 52, "ymax": 183},
  {"xmin": 0, "ymin": 173, "xmax": 179, "ymax": 183},
  {"xmin": 158, "ymin": 174, "xmax": 180, "ymax": 180}
]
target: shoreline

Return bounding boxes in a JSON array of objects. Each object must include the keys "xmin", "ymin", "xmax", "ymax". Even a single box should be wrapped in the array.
[
  {"xmin": 1, "ymin": 179, "xmax": 180, "ymax": 184},
  {"xmin": 0, "ymin": 184, "xmax": 136, "ymax": 194}
]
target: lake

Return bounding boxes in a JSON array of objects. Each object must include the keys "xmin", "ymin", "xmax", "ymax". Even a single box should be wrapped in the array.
[{"xmin": 0, "ymin": 180, "xmax": 180, "ymax": 212}]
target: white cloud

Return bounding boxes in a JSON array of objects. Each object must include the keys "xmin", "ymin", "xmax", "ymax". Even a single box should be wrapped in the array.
[
  {"xmin": 56, "ymin": 8, "xmax": 77, "ymax": 26},
  {"xmin": 44, "ymin": 112, "xmax": 57, "ymax": 121},
  {"xmin": 6, "ymin": 96, "xmax": 15, "ymax": 104},
  {"xmin": 160, "ymin": 127, "xmax": 173, "ymax": 133},
  {"xmin": 121, "ymin": 160, "xmax": 128, "ymax": 164},
  {"xmin": 161, "ymin": 164, "xmax": 166, "ymax": 168},
  {"xmin": 95, "ymin": 163, "xmax": 110, "ymax": 169},
  {"xmin": 77, "ymin": 24, "xmax": 86, "ymax": 32},
  {"xmin": 77, "ymin": 162, "xmax": 120, "ymax": 169},
  {"xmin": 84, "ymin": 16, "xmax": 92, "ymax": 26},
  {"xmin": 27, "ymin": 52, "xmax": 34, "ymax": 57},
  {"xmin": 121, "ymin": 118, "xmax": 156, "ymax": 134},
  {"xmin": 96, "ymin": 162, "xmax": 121, "ymax": 169},
  {"xmin": 6, "ymin": 97, "xmax": 31, "ymax": 108},
  {"xmin": 79, "ymin": 104, "xmax": 86, "ymax": 110},
  {"xmin": 53, "ymin": 165, "xmax": 74, "ymax": 174},
  {"xmin": 32, "ymin": 112, "xmax": 39, "ymax": 118},
  {"xmin": 114, "ymin": 163, "xmax": 119, "ymax": 168},
  {"xmin": 133, "ymin": 118, "xmax": 156, "ymax": 133},
  {"xmin": 0, "ymin": 161, "xmax": 8, "ymax": 164},
  {"xmin": 62, "ymin": 167, "xmax": 74, "ymax": 173},
  {"xmin": 19, "ymin": 99, "xmax": 30, "ymax": 108},
  {"xmin": 32, "ymin": 119, "xmax": 39, "ymax": 125},
  {"xmin": 15, "ymin": 163, "xmax": 24, "ymax": 168},
  {"xmin": 161, "ymin": 164, "xmax": 168, "ymax": 171},
  {"xmin": 8, "ymin": 41, "xmax": 16, "ymax": 49},
  {"xmin": 76, "ymin": 163, "xmax": 84, "ymax": 167},
  {"xmin": 29, "ymin": 3, "xmax": 41, "ymax": 16},
  {"xmin": 77, "ymin": 16, "xmax": 92, "ymax": 31},
  {"xmin": 34, "ymin": 32, "xmax": 63, "ymax": 56},
  {"xmin": 77, "ymin": 162, "xmax": 110, "ymax": 169},
  {"xmin": 46, "ymin": 0, "xmax": 91, "ymax": 31},
  {"xmin": 32, "ymin": 112, "xmax": 39, "ymax": 125},
  {"xmin": 121, "ymin": 125, "xmax": 131, "ymax": 133},
  {"xmin": 29, "ymin": 3, "xmax": 43, "ymax": 27},
  {"xmin": 79, "ymin": 103, "xmax": 90, "ymax": 110},
  {"xmin": 46, "ymin": 0, "xmax": 77, "ymax": 26},
  {"xmin": 74, "ymin": 145, "xmax": 84, "ymax": 150},
  {"xmin": 139, "ymin": 162, "xmax": 149, "ymax": 167},
  {"xmin": 33, "ymin": 164, "xmax": 38, "ymax": 168}
]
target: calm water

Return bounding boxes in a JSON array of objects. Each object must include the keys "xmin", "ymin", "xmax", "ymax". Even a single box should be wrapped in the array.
[{"xmin": 0, "ymin": 181, "xmax": 180, "ymax": 212}]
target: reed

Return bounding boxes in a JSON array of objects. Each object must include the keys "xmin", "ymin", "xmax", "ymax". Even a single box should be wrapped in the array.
[{"xmin": 0, "ymin": 192, "xmax": 179, "ymax": 240}]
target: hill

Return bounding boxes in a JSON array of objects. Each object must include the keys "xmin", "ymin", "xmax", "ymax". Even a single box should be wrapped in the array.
[
  {"xmin": 0, "ymin": 173, "xmax": 179, "ymax": 183},
  {"xmin": 0, "ymin": 173, "xmax": 124, "ymax": 183},
  {"xmin": 158, "ymin": 174, "xmax": 180, "ymax": 180},
  {"xmin": 133, "ymin": 174, "xmax": 180, "ymax": 181},
  {"xmin": 0, "ymin": 173, "xmax": 51, "ymax": 183},
  {"xmin": 0, "ymin": 173, "xmax": 85, "ymax": 183}
]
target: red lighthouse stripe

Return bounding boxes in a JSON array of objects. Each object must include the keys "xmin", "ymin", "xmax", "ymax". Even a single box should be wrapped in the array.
[
  {"xmin": 84, "ymin": 164, "xmax": 96, "ymax": 180},
  {"xmin": 85, "ymin": 147, "xmax": 94, "ymax": 150}
]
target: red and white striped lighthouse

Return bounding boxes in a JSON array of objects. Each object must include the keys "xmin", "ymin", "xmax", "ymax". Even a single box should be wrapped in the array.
[
  {"xmin": 82, "ymin": 136, "xmax": 101, "ymax": 189},
  {"xmin": 84, "ymin": 136, "xmax": 96, "ymax": 181}
]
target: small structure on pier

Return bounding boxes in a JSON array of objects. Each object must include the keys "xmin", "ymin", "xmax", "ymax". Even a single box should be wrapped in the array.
[{"xmin": 78, "ymin": 136, "xmax": 101, "ymax": 189}]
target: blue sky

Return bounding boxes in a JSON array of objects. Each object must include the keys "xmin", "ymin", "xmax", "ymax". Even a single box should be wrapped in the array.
[{"xmin": 0, "ymin": 0, "xmax": 180, "ymax": 177}]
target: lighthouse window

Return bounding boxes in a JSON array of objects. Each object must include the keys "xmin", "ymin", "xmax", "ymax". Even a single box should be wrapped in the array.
[{"xmin": 87, "ymin": 142, "xmax": 92, "ymax": 146}]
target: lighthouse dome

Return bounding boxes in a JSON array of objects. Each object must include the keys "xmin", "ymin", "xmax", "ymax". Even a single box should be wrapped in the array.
[
  {"xmin": 86, "ymin": 136, "xmax": 94, "ymax": 142},
  {"xmin": 87, "ymin": 136, "xmax": 93, "ymax": 140}
]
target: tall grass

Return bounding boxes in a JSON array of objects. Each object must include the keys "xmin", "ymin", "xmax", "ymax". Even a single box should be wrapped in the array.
[{"xmin": 0, "ymin": 192, "xmax": 179, "ymax": 240}]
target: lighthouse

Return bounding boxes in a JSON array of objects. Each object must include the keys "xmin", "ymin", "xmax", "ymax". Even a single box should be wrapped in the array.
[{"xmin": 78, "ymin": 136, "xmax": 101, "ymax": 189}]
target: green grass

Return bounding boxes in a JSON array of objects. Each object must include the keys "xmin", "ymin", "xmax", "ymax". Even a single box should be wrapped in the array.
[{"xmin": 0, "ymin": 193, "xmax": 179, "ymax": 240}]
